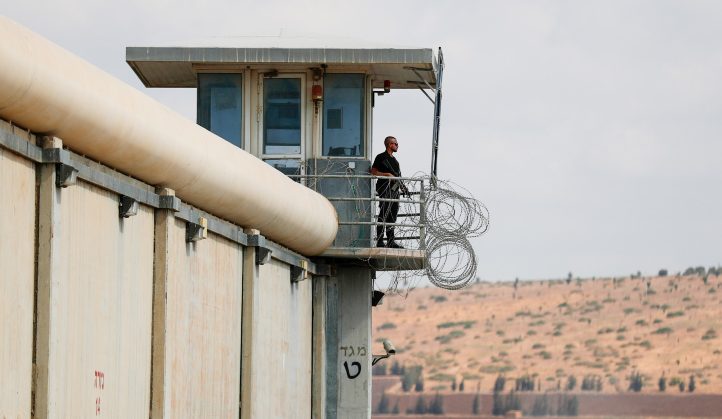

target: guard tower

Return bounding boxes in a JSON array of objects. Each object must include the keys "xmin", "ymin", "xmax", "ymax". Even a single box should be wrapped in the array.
[{"xmin": 127, "ymin": 40, "xmax": 442, "ymax": 418}]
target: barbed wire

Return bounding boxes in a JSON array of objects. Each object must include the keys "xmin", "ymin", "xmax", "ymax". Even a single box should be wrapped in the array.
[
  {"xmin": 299, "ymin": 160, "xmax": 489, "ymax": 293},
  {"xmin": 420, "ymin": 178, "xmax": 489, "ymax": 290}
]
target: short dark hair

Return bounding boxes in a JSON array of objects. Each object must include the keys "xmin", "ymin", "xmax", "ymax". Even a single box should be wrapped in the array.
[{"xmin": 384, "ymin": 136, "xmax": 396, "ymax": 146}]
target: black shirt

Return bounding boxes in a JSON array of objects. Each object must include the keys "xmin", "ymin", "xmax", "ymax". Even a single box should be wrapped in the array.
[{"xmin": 372, "ymin": 151, "xmax": 401, "ymax": 195}]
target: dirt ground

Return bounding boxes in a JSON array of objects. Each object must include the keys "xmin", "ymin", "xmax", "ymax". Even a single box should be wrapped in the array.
[{"xmin": 371, "ymin": 274, "xmax": 722, "ymax": 394}]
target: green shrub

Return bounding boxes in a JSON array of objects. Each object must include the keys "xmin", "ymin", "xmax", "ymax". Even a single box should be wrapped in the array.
[
  {"xmin": 653, "ymin": 327, "xmax": 673, "ymax": 335},
  {"xmin": 428, "ymin": 373, "xmax": 455, "ymax": 382},
  {"xmin": 378, "ymin": 322, "xmax": 396, "ymax": 330},
  {"xmin": 437, "ymin": 320, "xmax": 476, "ymax": 329},
  {"xmin": 702, "ymin": 329, "xmax": 717, "ymax": 340},
  {"xmin": 480, "ymin": 364, "xmax": 516, "ymax": 374}
]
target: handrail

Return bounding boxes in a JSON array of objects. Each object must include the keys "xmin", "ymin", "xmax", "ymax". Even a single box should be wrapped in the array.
[
  {"xmin": 289, "ymin": 174, "xmax": 424, "ymax": 182},
  {"xmin": 293, "ymin": 173, "xmax": 427, "ymax": 250}
]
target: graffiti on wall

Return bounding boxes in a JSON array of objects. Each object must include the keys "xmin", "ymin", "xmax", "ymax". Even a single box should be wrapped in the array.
[
  {"xmin": 94, "ymin": 370, "xmax": 105, "ymax": 415},
  {"xmin": 340, "ymin": 345, "xmax": 367, "ymax": 380}
]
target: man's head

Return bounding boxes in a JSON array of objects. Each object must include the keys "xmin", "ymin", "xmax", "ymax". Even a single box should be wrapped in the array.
[{"xmin": 384, "ymin": 136, "xmax": 398, "ymax": 154}]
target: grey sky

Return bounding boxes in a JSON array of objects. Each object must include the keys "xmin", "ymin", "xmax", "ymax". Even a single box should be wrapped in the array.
[{"xmin": 3, "ymin": 1, "xmax": 721, "ymax": 281}]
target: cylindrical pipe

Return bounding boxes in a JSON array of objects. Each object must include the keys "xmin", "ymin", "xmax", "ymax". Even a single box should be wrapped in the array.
[{"xmin": 0, "ymin": 16, "xmax": 337, "ymax": 255}]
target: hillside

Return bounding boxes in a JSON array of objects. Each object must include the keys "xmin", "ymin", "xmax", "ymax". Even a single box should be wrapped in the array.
[{"xmin": 371, "ymin": 274, "xmax": 722, "ymax": 394}]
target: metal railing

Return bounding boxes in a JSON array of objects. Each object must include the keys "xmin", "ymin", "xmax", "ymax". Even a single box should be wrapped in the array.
[{"xmin": 289, "ymin": 174, "xmax": 426, "ymax": 250}]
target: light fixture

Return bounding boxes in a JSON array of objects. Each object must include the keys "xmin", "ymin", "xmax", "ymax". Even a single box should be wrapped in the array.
[
  {"xmin": 312, "ymin": 84, "xmax": 323, "ymax": 114},
  {"xmin": 312, "ymin": 84, "xmax": 323, "ymax": 101}
]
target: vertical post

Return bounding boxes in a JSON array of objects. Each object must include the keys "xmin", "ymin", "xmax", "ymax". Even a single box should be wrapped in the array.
[
  {"xmin": 370, "ymin": 177, "xmax": 376, "ymax": 248},
  {"xmin": 34, "ymin": 137, "xmax": 64, "ymax": 419},
  {"xmin": 240, "ymin": 228, "xmax": 260, "ymax": 419},
  {"xmin": 312, "ymin": 275, "xmax": 327, "ymax": 419},
  {"xmin": 324, "ymin": 276, "xmax": 338, "ymax": 419},
  {"xmin": 419, "ymin": 179, "xmax": 426, "ymax": 251},
  {"xmin": 150, "ymin": 187, "xmax": 175, "ymax": 419}
]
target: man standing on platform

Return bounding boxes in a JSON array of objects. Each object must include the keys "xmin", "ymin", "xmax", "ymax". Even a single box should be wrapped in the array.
[{"xmin": 371, "ymin": 136, "xmax": 406, "ymax": 248}]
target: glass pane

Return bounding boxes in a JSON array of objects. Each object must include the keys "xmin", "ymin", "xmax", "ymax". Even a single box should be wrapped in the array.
[
  {"xmin": 264, "ymin": 159, "xmax": 301, "ymax": 180},
  {"xmin": 264, "ymin": 78, "xmax": 302, "ymax": 155},
  {"xmin": 197, "ymin": 74, "xmax": 243, "ymax": 148},
  {"xmin": 322, "ymin": 74, "xmax": 364, "ymax": 156}
]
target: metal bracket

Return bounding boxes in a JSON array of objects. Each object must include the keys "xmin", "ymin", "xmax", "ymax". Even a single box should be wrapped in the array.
[
  {"xmin": 186, "ymin": 217, "xmax": 208, "ymax": 242},
  {"xmin": 119, "ymin": 195, "xmax": 139, "ymax": 218},
  {"xmin": 372, "ymin": 353, "xmax": 391, "ymax": 366},
  {"xmin": 405, "ymin": 66, "xmax": 437, "ymax": 105},
  {"xmin": 256, "ymin": 247, "xmax": 272, "ymax": 265},
  {"xmin": 55, "ymin": 163, "xmax": 78, "ymax": 188},
  {"xmin": 247, "ymin": 234, "xmax": 272, "ymax": 265},
  {"xmin": 290, "ymin": 260, "xmax": 309, "ymax": 283}
]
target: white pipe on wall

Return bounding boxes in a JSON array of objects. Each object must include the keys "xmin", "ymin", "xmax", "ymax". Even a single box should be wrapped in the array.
[{"xmin": 0, "ymin": 16, "xmax": 337, "ymax": 255}]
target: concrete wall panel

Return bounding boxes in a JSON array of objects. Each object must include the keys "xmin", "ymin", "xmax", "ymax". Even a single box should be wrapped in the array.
[
  {"xmin": 36, "ymin": 177, "xmax": 154, "ymax": 418},
  {"xmin": 154, "ymin": 216, "xmax": 243, "ymax": 419},
  {"xmin": 247, "ymin": 259, "xmax": 313, "ymax": 419},
  {"xmin": 0, "ymin": 149, "xmax": 35, "ymax": 418},
  {"xmin": 326, "ymin": 267, "xmax": 372, "ymax": 419}
]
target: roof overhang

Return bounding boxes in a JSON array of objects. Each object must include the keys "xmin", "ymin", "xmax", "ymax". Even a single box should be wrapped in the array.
[{"xmin": 126, "ymin": 47, "xmax": 437, "ymax": 89}]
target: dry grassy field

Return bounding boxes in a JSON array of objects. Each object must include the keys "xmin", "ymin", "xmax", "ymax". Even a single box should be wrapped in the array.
[{"xmin": 371, "ymin": 274, "xmax": 722, "ymax": 395}]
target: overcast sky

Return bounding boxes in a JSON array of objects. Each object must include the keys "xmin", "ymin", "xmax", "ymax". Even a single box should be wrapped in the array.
[{"xmin": 3, "ymin": 1, "xmax": 721, "ymax": 281}]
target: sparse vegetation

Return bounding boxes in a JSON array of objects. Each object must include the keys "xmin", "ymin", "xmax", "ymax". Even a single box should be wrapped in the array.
[
  {"xmin": 437, "ymin": 320, "xmax": 476, "ymax": 329},
  {"xmin": 653, "ymin": 327, "xmax": 673, "ymax": 335},
  {"xmin": 666, "ymin": 310, "xmax": 684, "ymax": 318},
  {"xmin": 372, "ymin": 273, "xmax": 722, "ymax": 402},
  {"xmin": 378, "ymin": 322, "xmax": 396, "ymax": 330},
  {"xmin": 628, "ymin": 371, "xmax": 644, "ymax": 392},
  {"xmin": 702, "ymin": 328, "xmax": 717, "ymax": 340},
  {"xmin": 401, "ymin": 365, "xmax": 423, "ymax": 392}
]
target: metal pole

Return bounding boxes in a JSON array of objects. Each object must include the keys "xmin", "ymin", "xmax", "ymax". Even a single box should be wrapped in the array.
[{"xmin": 419, "ymin": 180, "xmax": 426, "ymax": 251}]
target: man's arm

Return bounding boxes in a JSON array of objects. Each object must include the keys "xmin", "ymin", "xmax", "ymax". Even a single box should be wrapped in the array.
[{"xmin": 370, "ymin": 167, "xmax": 395, "ymax": 177}]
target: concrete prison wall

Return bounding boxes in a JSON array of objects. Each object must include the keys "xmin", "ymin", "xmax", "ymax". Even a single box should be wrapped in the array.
[
  {"xmin": 0, "ymin": 132, "xmax": 36, "ymax": 418},
  {"xmin": 0, "ymin": 121, "xmax": 323, "ymax": 419}
]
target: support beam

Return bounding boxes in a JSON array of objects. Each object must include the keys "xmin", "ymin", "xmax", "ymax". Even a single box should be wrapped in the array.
[
  {"xmin": 240, "ymin": 228, "xmax": 260, "ymax": 419},
  {"xmin": 150, "ymin": 188, "xmax": 175, "ymax": 419}
]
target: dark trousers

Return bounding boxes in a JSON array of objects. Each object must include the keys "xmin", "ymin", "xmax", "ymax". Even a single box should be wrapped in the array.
[{"xmin": 376, "ymin": 195, "xmax": 399, "ymax": 242}]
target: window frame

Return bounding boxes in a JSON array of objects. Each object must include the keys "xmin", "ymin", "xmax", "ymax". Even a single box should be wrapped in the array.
[
  {"xmin": 196, "ymin": 71, "xmax": 245, "ymax": 149},
  {"xmin": 317, "ymin": 72, "xmax": 370, "ymax": 160},
  {"xmin": 259, "ymin": 74, "xmax": 306, "ymax": 161}
]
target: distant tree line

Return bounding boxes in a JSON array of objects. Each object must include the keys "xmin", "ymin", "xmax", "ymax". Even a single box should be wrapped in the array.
[
  {"xmin": 683, "ymin": 266, "xmax": 720, "ymax": 276},
  {"xmin": 580, "ymin": 375, "xmax": 603, "ymax": 392},
  {"xmin": 530, "ymin": 394, "xmax": 579, "ymax": 416},
  {"xmin": 404, "ymin": 393, "xmax": 444, "ymax": 415},
  {"xmin": 659, "ymin": 375, "xmax": 696, "ymax": 393},
  {"xmin": 491, "ymin": 375, "xmax": 578, "ymax": 417}
]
